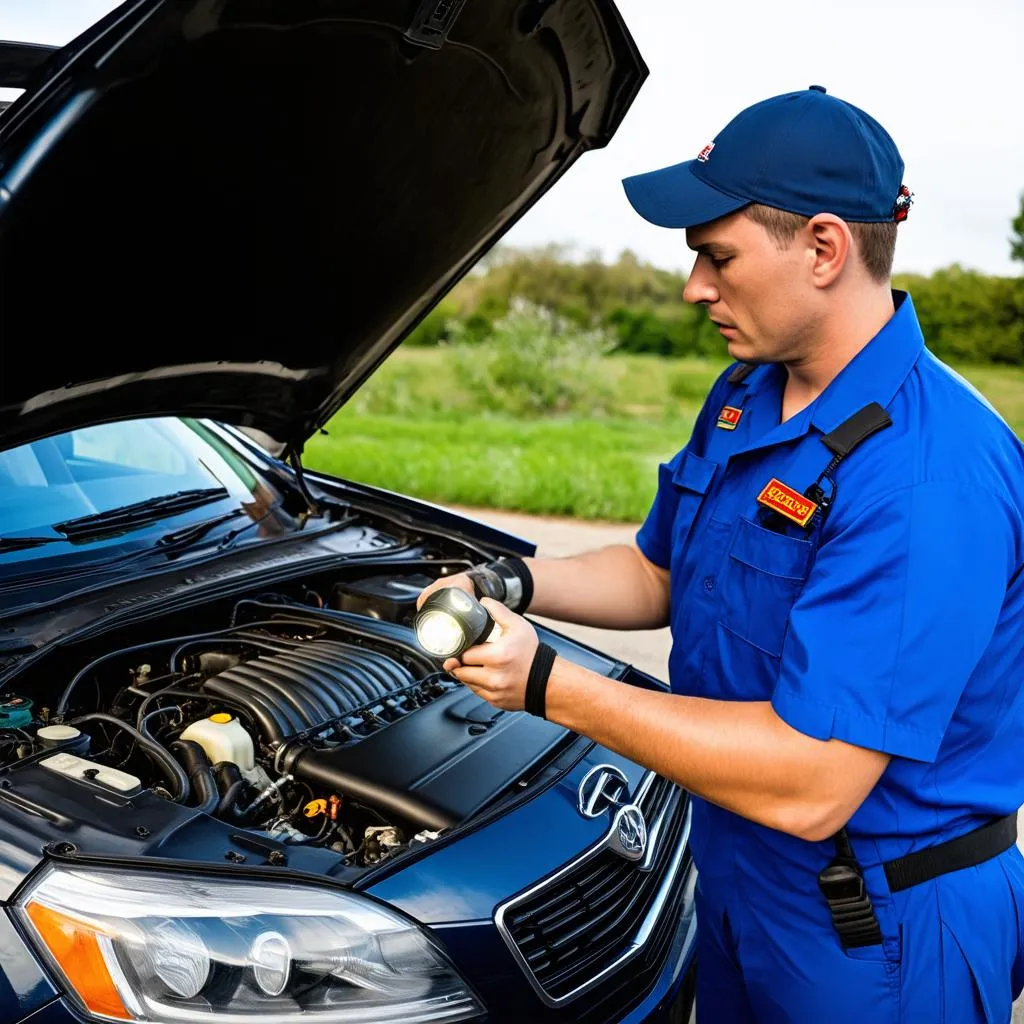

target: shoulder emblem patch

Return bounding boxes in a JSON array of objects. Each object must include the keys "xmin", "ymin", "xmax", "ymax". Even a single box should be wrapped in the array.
[
  {"xmin": 717, "ymin": 406, "xmax": 743, "ymax": 430},
  {"xmin": 757, "ymin": 478, "xmax": 818, "ymax": 528}
]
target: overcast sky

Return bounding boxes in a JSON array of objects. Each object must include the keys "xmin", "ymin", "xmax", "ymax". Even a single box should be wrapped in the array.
[{"xmin": 3, "ymin": 0, "xmax": 1021, "ymax": 277}]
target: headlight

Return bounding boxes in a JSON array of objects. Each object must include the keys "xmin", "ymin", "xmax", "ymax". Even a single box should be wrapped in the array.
[{"xmin": 16, "ymin": 865, "xmax": 484, "ymax": 1023}]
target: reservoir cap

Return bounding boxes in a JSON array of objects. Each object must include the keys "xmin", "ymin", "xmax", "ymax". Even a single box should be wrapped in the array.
[{"xmin": 0, "ymin": 695, "xmax": 33, "ymax": 729}]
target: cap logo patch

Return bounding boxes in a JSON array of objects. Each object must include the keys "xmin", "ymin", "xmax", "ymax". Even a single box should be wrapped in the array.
[
  {"xmin": 893, "ymin": 184, "xmax": 914, "ymax": 223},
  {"xmin": 717, "ymin": 405, "xmax": 743, "ymax": 430},
  {"xmin": 697, "ymin": 142, "xmax": 715, "ymax": 163},
  {"xmin": 757, "ymin": 478, "xmax": 818, "ymax": 528}
]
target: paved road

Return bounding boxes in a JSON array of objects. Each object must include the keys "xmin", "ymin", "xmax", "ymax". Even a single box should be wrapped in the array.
[{"xmin": 452, "ymin": 505, "xmax": 1024, "ymax": 1021}]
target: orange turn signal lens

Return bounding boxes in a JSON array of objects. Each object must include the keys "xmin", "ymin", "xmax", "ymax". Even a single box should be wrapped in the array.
[{"xmin": 25, "ymin": 900, "xmax": 131, "ymax": 1020}]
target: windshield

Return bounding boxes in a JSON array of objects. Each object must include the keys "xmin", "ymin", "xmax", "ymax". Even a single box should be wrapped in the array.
[{"xmin": 0, "ymin": 417, "xmax": 287, "ymax": 567}]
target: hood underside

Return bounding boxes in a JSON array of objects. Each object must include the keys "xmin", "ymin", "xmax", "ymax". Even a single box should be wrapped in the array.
[{"xmin": 0, "ymin": 0, "xmax": 645, "ymax": 452}]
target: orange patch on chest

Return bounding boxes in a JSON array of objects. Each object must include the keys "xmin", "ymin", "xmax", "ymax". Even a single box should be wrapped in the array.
[{"xmin": 756, "ymin": 478, "xmax": 818, "ymax": 527}]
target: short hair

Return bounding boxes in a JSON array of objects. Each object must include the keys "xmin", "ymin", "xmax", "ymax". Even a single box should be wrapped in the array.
[{"xmin": 744, "ymin": 203, "xmax": 898, "ymax": 283}]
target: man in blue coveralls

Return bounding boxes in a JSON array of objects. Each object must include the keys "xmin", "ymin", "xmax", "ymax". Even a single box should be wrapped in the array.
[{"xmin": 418, "ymin": 87, "xmax": 1024, "ymax": 1021}]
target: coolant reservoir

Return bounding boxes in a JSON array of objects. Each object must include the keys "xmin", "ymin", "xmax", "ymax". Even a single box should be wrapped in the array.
[{"xmin": 180, "ymin": 713, "xmax": 254, "ymax": 771}]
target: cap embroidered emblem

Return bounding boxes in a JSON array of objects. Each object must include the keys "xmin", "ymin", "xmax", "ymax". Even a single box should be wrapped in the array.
[
  {"xmin": 696, "ymin": 142, "xmax": 715, "ymax": 163},
  {"xmin": 757, "ymin": 478, "xmax": 818, "ymax": 528},
  {"xmin": 892, "ymin": 184, "xmax": 914, "ymax": 223},
  {"xmin": 717, "ymin": 406, "xmax": 743, "ymax": 430}
]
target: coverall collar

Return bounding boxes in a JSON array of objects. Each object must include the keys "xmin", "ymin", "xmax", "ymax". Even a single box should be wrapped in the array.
[{"xmin": 730, "ymin": 290, "xmax": 924, "ymax": 457}]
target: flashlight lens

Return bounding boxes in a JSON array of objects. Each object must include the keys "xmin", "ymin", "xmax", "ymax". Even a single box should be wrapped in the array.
[{"xmin": 416, "ymin": 610, "xmax": 466, "ymax": 658}]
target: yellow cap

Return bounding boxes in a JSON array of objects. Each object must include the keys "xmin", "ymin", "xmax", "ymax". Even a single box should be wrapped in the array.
[
  {"xmin": 209, "ymin": 713, "xmax": 233, "ymax": 724},
  {"xmin": 304, "ymin": 798, "xmax": 328, "ymax": 818}
]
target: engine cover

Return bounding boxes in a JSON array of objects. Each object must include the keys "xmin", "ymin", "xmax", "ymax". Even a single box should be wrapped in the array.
[
  {"xmin": 200, "ymin": 640, "xmax": 567, "ymax": 832},
  {"xmin": 201, "ymin": 640, "xmax": 417, "ymax": 745}
]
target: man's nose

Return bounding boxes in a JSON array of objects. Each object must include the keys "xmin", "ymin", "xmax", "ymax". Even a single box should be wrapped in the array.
[{"xmin": 683, "ymin": 257, "xmax": 718, "ymax": 306}]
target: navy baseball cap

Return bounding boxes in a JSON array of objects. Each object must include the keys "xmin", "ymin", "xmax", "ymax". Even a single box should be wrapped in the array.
[{"xmin": 623, "ymin": 86, "xmax": 911, "ymax": 229}]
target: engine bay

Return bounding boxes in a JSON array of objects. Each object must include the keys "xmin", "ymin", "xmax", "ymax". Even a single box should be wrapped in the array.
[{"xmin": 0, "ymin": 572, "xmax": 569, "ymax": 873}]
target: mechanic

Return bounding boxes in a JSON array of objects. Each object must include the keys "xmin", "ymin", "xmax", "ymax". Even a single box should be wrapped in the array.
[{"xmin": 417, "ymin": 87, "xmax": 1024, "ymax": 1021}]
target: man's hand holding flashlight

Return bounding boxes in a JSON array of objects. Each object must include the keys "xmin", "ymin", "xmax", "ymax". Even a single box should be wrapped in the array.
[{"xmin": 443, "ymin": 599, "xmax": 539, "ymax": 712}]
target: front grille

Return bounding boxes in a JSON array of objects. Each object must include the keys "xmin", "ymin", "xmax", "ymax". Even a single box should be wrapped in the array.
[{"xmin": 497, "ymin": 774, "xmax": 691, "ymax": 1006}]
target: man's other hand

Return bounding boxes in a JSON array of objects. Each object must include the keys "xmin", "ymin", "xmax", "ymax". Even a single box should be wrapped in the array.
[{"xmin": 415, "ymin": 572, "xmax": 476, "ymax": 610}]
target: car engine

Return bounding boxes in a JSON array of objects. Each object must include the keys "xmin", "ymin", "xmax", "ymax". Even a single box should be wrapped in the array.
[{"xmin": 0, "ymin": 582, "xmax": 567, "ymax": 869}]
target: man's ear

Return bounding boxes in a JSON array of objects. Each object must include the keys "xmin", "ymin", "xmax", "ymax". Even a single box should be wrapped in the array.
[{"xmin": 805, "ymin": 214, "xmax": 853, "ymax": 288}]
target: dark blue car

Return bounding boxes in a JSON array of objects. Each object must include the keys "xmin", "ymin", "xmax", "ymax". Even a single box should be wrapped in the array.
[{"xmin": 0, "ymin": 3, "xmax": 696, "ymax": 1022}]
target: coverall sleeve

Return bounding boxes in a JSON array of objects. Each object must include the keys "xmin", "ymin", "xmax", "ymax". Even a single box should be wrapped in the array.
[
  {"xmin": 772, "ymin": 480, "xmax": 1019, "ymax": 762},
  {"xmin": 635, "ymin": 367, "xmax": 732, "ymax": 570}
]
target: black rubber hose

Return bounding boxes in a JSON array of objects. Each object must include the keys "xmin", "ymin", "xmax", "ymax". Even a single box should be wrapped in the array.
[
  {"xmin": 68, "ymin": 713, "xmax": 189, "ymax": 802},
  {"xmin": 139, "ymin": 706, "xmax": 181, "ymax": 742},
  {"xmin": 170, "ymin": 740, "xmax": 219, "ymax": 815},
  {"xmin": 135, "ymin": 688, "xmax": 255, "ymax": 732},
  {"xmin": 212, "ymin": 760, "xmax": 253, "ymax": 822}
]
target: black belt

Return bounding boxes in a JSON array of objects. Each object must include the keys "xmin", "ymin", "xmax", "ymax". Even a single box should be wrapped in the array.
[
  {"xmin": 883, "ymin": 813, "xmax": 1018, "ymax": 893},
  {"xmin": 821, "ymin": 814, "xmax": 1017, "ymax": 949}
]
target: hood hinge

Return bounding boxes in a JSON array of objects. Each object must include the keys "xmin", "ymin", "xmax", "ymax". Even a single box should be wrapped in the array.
[{"xmin": 286, "ymin": 447, "xmax": 322, "ymax": 526}]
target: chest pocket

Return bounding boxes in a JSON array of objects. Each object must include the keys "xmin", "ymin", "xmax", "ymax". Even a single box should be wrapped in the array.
[
  {"xmin": 719, "ymin": 516, "xmax": 815, "ymax": 657},
  {"xmin": 669, "ymin": 450, "xmax": 717, "ymax": 558}
]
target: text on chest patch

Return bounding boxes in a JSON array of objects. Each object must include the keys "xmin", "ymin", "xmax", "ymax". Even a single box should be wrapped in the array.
[
  {"xmin": 717, "ymin": 405, "xmax": 743, "ymax": 430},
  {"xmin": 756, "ymin": 478, "xmax": 818, "ymax": 528}
]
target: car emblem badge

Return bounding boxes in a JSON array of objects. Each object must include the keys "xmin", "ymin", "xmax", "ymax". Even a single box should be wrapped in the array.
[
  {"xmin": 609, "ymin": 805, "xmax": 648, "ymax": 861},
  {"xmin": 577, "ymin": 764, "xmax": 629, "ymax": 819}
]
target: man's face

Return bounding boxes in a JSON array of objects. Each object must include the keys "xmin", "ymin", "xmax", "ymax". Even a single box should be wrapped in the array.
[{"xmin": 683, "ymin": 211, "xmax": 820, "ymax": 364}]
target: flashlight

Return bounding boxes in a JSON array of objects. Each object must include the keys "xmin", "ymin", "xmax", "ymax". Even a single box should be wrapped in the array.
[{"xmin": 414, "ymin": 588, "xmax": 498, "ymax": 661}]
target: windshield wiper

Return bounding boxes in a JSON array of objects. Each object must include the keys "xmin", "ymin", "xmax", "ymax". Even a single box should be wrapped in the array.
[
  {"xmin": 54, "ymin": 487, "xmax": 230, "ymax": 541},
  {"xmin": 156, "ymin": 509, "xmax": 247, "ymax": 552},
  {"xmin": 0, "ymin": 536, "xmax": 64, "ymax": 552}
]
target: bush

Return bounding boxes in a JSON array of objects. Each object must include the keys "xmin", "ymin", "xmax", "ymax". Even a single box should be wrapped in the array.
[
  {"xmin": 451, "ymin": 300, "xmax": 619, "ymax": 417},
  {"xmin": 895, "ymin": 267, "xmax": 1024, "ymax": 366},
  {"xmin": 405, "ymin": 299, "xmax": 459, "ymax": 347},
  {"xmin": 667, "ymin": 363, "xmax": 718, "ymax": 402},
  {"xmin": 440, "ymin": 247, "xmax": 1024, "ymax": 367},
  {"xmin": 345, "ymin": 360, "xmax": 425, "ymax": 417}
]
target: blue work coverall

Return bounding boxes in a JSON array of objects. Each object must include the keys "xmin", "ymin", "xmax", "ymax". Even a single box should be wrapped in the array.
[{"xmin": 636, "ymin": 292, "xmax": 1024, "ymax": 1021}]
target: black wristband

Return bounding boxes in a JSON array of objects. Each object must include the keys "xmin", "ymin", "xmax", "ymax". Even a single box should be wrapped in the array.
[{"xmin": 524, "ymin": 642, "xmax": 557, "ymax": 719}]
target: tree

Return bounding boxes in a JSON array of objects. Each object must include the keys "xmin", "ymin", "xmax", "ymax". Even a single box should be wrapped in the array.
[{"xmin": 1012, "ymin": 192, "xmax": 1024, "ymax": 265}]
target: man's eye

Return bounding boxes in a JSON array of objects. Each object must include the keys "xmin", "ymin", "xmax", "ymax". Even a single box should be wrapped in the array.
[{"xmin": 710, "ymin": 255, "xmax": 731, "ymax": 269}]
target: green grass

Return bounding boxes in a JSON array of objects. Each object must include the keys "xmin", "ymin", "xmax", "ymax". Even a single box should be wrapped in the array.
[
  {"xmin": 306, "ymin": 414, "xmax": 687, "ymax": 521},
  {"xmin": 951, "ymin": 363, "xmax": 1024, "ymax": 435},
  {"xmin": 306, "ymin": 350, "xmax": 1024, "ymax": 522}
]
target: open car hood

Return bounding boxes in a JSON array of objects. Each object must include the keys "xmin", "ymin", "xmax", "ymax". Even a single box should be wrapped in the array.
[{"xmin": 0, "ymin": 0, "xmax": 645, "ymax": 453}]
